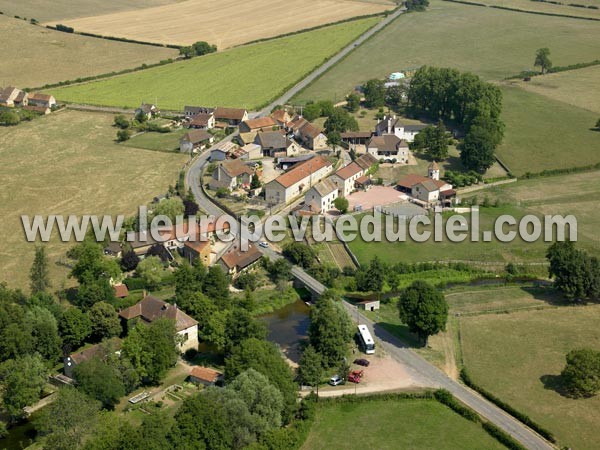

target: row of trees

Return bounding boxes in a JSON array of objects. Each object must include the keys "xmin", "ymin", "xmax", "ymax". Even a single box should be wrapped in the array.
[
  {"xmin": 179, "ymin": 41, "xmax": 217, "ymax": 59},
  {"xmin": 299, "ymin": 99, "xmax": 359, "ymax": 146},
  {"xmin": 408, "ymin": 66, "xmax": 505, "ymax": 171}
]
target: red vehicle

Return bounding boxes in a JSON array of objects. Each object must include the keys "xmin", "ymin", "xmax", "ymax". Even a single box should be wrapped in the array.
[{"xmin": 348, "ymin": 370, "xmax": 364, "ymax": 383}]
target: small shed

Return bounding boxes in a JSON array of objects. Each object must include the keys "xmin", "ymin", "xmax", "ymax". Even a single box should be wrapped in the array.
[
  {"xmin": 359, "ymin": 300, "xmax": 380, "ymax": 311},
  {"xmin": 189, "ymin": 366, "xmax": 223, "ymax": 386}
]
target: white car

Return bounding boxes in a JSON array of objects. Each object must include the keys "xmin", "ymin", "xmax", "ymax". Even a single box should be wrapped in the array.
[
  {"xmin": 258, "ymin": 241, "xmax": 269, "ymax": 248},
  {"xmin": 329, "ymin": 375, "xmax": 344, "ymax": 386}
]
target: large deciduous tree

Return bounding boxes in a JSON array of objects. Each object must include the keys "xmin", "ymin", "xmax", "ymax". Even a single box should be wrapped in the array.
[
  {"xmin": 534, "ymin": 47, "xmax": 552, "ymax": 74},
  {"xmin": 87, "ymin": 301, "xmax": 121, "ymax": 341},
  {"xmin": 561, "ymin": 348, "xmax": 600, "ymax": 398},
  {"xmin": 73, "ymin": 357, "xmax": 125, "ymax": 409},
  {"xmin": 0, "ymin": 354, "xmax": 48, "ymax": 422},
  {"xmin": 363, "ymin": 79, "xmax": 386, "ymax": 108},
  {"xmin": 397, "ymin": 280, "xmax": 448, "ymax": 345},
  {"xmin": 59, "ymin": 307, "xmax": 92, "ymax": 350}
]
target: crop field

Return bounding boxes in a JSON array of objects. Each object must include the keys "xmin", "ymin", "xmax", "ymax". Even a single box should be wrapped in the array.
[
  {"xmin": 460, "ymin": 305, "xmax": 600, "ymax": 449},
  {"xmin": 506, "ymin": 66, "xmax": 600, "ymax": 113},
  {"xmin": 0, "ymin": 0, "xmax": 176, "ymax": 23},
  {"xmin": 496, "ymin": 85, "xmax": 600, "ymax": 175},
  {"xmin": 56, "ymin": 0, "xmax": 392, "ymax": 48},
  {"xmin": 293, "ymin": 0, "xmax": 600, "ymax": 102},
  {"xmin": 302, "ymin": 398, "xmax": 505, "ymax": 450},
  {"xmin": 0, "ymin": 110, "xmax": 186, "ymax": 290},
  {"xmin": 49, "ymin": 18, "xmax": 380, "ymax": 110},
  {"xmin": 0, "ymin": 15, "xmax": 177, "ymax": 88}
]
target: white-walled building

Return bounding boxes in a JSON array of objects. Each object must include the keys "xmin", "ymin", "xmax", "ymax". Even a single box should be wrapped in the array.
[
  {"xmin": 304, "ymin": 178, "xmax": 338, "ymax": 213},
  {"xmin": 330, "ymin": 162, "xmax": 364, "ymax": 197},
  {"xmin": 367, "ymin": 134, "xmax": 410, "ymax": 163},
  {"xmin": 375, "ymin": 115, "xmax": 427, "ymax": 143}
]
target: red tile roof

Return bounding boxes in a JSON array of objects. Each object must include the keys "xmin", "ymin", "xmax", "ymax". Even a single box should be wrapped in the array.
[
  {"xmin": 113, "ymin": 284, "xmax": 129, "ymax": 298},
  {"xmin": 189, "ymin": 113, "xmax": 213, "ymax": 127},
  {"xmin": 397, "ymin": 174, "xmax": 447, "ymax": 190},
  {"xmin": 184, "ymin": 240, "xmax": 210, "ymax": 253},
  {"xmin": 214, "ymin": 107, "xmax": 247, "ymax": 121},
  {"xmin": 274, "ymin": 156, "xmax": 332, "ymax": 188},
  {"xmin": 189, "ymin": 366, "xmax": 221, "ymax": 383},
  {"xmin": 335, "ymin": 162, "xmax": 363, "ymax": 180},
  {"xmin": 220, "ymin": 243, "xmax": 262, "ymax": 271},
  {"xmin": 243, "ymin": 117, "xmax": 277, "ymax": 130}
]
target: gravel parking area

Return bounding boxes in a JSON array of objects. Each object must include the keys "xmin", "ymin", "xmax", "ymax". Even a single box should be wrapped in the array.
[{"xmin": 347, "ymin": 186, "xmax": 407, "ymax": 211}]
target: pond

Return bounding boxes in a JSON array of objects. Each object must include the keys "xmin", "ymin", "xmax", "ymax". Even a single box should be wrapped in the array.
[{"xmin": 260, "ymin": 299, "xmax": 310, "ymax": 351}]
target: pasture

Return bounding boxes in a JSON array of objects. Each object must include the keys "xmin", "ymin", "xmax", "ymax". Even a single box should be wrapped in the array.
[
  {"xmin": 293, "ymin": 0, "xmax": 600, "ymax": 102},
  {"xmin": 0, "ymin": 15, "xmax": 177, "ymax": 88},
  {"xmin": 57, "ymin": 0, "xmax": 392, "ymax": 48},
  {"xmin": 507, "ymin": 66, "xmax": 600, "ymax": 114},
  {"xmin": 122, "ymin": 129, "xmax": 188, "ymax": 152},
  {"xmin": 0, "ymin": 110, "xmax": 186, "ymax": 290},
  {"xmin": 460, "ymin": 305, "xmax": 600, "ymax": 449},
  {"xmin": 474, "ymin": 0, "xmax": 600, "ymax": 19},
  {"xmin": 0, "ymin": 0, "xmax": 175, "ymax": 23},
  {"xmin": 49, "ymin": 18, "xmax": 380, "ymax": 110},
  {"xmin": 496, "ymin": 85, "xmax": 600, "ymax": 175},
  {"xmin": 302, "ymin": 398, "xmax": 505, "ymax": 450}
]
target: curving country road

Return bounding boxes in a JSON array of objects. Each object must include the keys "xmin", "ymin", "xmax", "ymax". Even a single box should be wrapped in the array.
[{"xmin": 184, "ymin": 8, "xmax": 555, "ymax": 449}]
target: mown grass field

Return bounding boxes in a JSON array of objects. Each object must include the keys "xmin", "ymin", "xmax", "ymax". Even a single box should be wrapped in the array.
[
  {"xmin": 49, "ymin": 18, "xmax": 380, "ymax": 110},
  {"xmin": 506, "ymin": 66, "xmax": 600, "ymax": 114},
  {"xmin": 0, "ymin": 15, "xmax": 177, "ymax": 88},
  {"xmin": 294, "ymin": 0, "xmax": 600, "ymax": 102},
  {"xmin": 460, "ymin": 305, "xmax": 600, "ymax": 449},
  {"xmin": 121, "ymin": 129, "xmax": 188, "ymax": 152},
  {"xmin": 58, "ymin": 0, "xmax": 392, "ymax": 48},
  {"xmin": 497, "ymin": 85, "xmax": 600, "ymax": 175},
  {"xmin": 346, "ymin": 205, "xmax": 553, "ymax": 267},
  {"xmin": 302, "ymin": 398, "xmax": 505, "ymax": 450},
  {"xmin": 0, "ymin": 110, "xmax": 186, "ymax": 290},
  {"xmin": 476, "ymin": 0, "xmax": 600, "ymax": 19},
  {"xmin": 0, "ymin": 0, "xmax": 175, "ymax": 23}
]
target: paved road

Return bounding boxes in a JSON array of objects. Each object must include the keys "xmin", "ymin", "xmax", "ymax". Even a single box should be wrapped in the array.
[{"xmin": 255, "ymin": 7, "xmax": 406, "ymax": 117}]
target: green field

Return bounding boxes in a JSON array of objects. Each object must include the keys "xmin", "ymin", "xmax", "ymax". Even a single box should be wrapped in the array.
[
  {"xmin": 302, "ymin": 398, "xmax": 505, "ymax": 450},
  {"xmin": 460, "ymin": 305, "xmax": 600, "ymax": 449},
  {"xmin": 497, "ymin": 85, "xmax": 600, "ymax": 175},
  {"xmin": 0, "ymin": 110, "xmax": 186, "ymax": 290},
  {"xmin": 294, "ymin": 0, "xmax": 600, "ymax": 103},
  {"xmin": 478, "ymin": 0, "xmax": 600, "ymax": 19},
  {"xmin": 0, "ymin": 15, "xmax": 177, "ymax": 88},
  {"xmin": 122, "ymin": 129, "xmax": 188, "ymax": 152},
  {"xmin": 49, "ymin": 18, "xmax": 380, "ymax": 110}
]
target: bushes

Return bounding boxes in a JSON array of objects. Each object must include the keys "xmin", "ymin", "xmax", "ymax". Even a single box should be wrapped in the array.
[
  {"xmin": 123, "ymin": 277, "xmax": 146, "ymax": 291},
  {"xmin": 522, "ymin": 161, "xmax": 600, "ymax": 179},
  {"xmin": 55, "ymin": 24, "xmax": 74, "ymax": 33},
  {"xmin": 434, "ymin": 389, "xmax": 480, "ymax": 422},
  {"xmin": 481, "ymin": 422, "xmax": 527, "ymax": 450},
  {"xmin": 444, "ymin": 170, "xmax": 483, "ymax": 187},
  {"xmin": 460, "ymin": 368, "xmax": 557, "ymax": 442}
]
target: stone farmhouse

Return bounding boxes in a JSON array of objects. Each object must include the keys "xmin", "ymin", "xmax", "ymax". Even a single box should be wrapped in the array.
[
  {"xmin": 264, "ymin": 155, "xmax": 333, "ymax": 205},
  {"xmin": 396, "ymin": 162, "xmax": 455, "ymax": 205},
  {"xmin": 119, "ymin": 296, "xmax": 199, "ymax": 353},
  {"xmin": 286, "ymin": 116, "xmax": 328, "ymax": 150},
  {"xmin": 239, "ymin": 116, "xmax": 278, "ymax": 133},
  {"xmin": 218, "ymin": 243, "xmax": 263, "ymax": 277},
  {"xmin": 375, "ymin": 115, "xmax": 427, "ymax": 142},
  {"xmin": 303, "ymin": 178, "xmax": 339, "ymax": 214},
  {"xmin": 330, "ymin": 153, "xmax": 379, "ymax": 197},
  {"xmin": 210, "ymin": 158, "xmax": 254, "ymax": 191},
  {"xmin": 255, "ymin": 130, "xmax": 300, "ymax": 157},
  {"xmin": 367, "ymin": 134, "xmax": 409, "ymax": 163},
  {"xmin": 213, "ymin": 107, "xmax": 248, "ymax": 126},
  {"xmin": 179, "ymin": 129, "xmax": 214, "ymax": 153}
]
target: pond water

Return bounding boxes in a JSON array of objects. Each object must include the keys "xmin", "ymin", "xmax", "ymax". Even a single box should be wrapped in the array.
[
  {"xmin": 1, "ymin": 414, "xmax": 38, "ymax": 450},
  {"xmin": 260, "ymin": 299, "xmax": 310, "ymax": 350}
]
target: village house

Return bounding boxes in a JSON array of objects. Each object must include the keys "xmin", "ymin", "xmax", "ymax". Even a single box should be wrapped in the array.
[
  {"xmin": 330, "ymin": 161, "xmax": 364, "ymax": 197},
  {"xmin": 276, "ymin": 154, "xmax": 315, "ymax": 171},
  {"xmin": 184, "ymin": 106, "xmax": 214, "ymax": 118},
  {"xmin": 136, "ymin": 103, "xmax": 159, "ymax": 120},
  {"xmin": 189, "ymin": 366, "xmax": 223, "ymax": 386},
  {"xmin": 255, "ymin": 130, "xmax": 300, "ymax": 157},
  {"xmin": 113, "ymin": 283, "xmax": 129, "ymax": 299},
  {"xmin": 218, "ymin": 243, "xmax": 263, "ymax": 277},
  {"xmin": 182, "ymin": 240, "xmax": 212, "ymax": 266},
  {"xmin": 210, "ymin": 158, "xmax": 254, "ymax": 191},
  {"xmin": 63, "ymin": 338, "xmax": 121, "ymax": 379},
  {"xmin": 239, "ymin": 116, "xmax": 278, "ymax": 133},
  {"xmin": 367, "ymin": 134, "xmax": 409, "ymax": 163},
  {"xmin": 340, "ymin": 131, "xmax": 372, "ymax": 147},
  {"xmin": 286, "ymin": 116, "xmax": 328, "ymax": 150},
  {"xmin": 104, "ymin": 241, "xmax": 123, "ymax": 258},
  {"xmin": 27, "ymin": 93, "xmax": 56, "ymax": 109},
  {"xmin": 213, "ymin": 107, "xmax": 248, "ymax": 126},
  {"xmin": 304, "ymin": 178, "xmax": 338, "ymax": 214},
  {"xmin": 0, "ymin": 86, "xmax": 24, "ymax": 107},
  {"xmin": 375, "ymin": 115, "xmax": 427, "ymax": 143},
  {"xmin": 188, "ymin": 112, "xmax": 215, "ymax": 130},
  {"xmin": 237, "ymin": 132, "xmax": 258, "ymax": 146},
  {"xmin": 270, "ymin": 109, "xmax": 292, "ymax": 127},
  {"xmin": 396, "ymin": 162, "xmax": 455, "ymax": 205},
  {"xmin": 264, "ymin": 155, "xmax": 333, "ymax": 205},
  {"xmin": 179, "ymin": 129, "xmax": 214, "ymax": 153},
  {"xmin": 119, "ymin": 296, "xmax": 198, "ymax": 353}
]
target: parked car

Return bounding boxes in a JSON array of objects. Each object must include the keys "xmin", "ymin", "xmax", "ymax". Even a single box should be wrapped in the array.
[
  {"xmin": 354, "ymin": 358, "xmax": 370, "ymax": 367},
  {"xmin": 348, "ymin": 370, "xmax": 364, "ymax": 383},
  {"xmin": 329, "ymin": 375, "xmax": 344, "ymax": 386},
  {"xmin": 258, "ymin": 241, "xmax": 269, "ymax": 248}
]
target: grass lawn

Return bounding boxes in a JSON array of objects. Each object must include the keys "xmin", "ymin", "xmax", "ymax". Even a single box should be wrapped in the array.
[
  {"xmin": 0, "ymin": 15, "xmax": 177, "ymax": 88},
  {"xmin": 460, "ymin": 305, "xmax": 600, "ymax": 449},
  {"xmin": 302, "ymin": 398, "xmax": 505, "ymax": 450},
  {"xmin": 122, "ymin": 129, "xmax": 188, "ymax": 152},
  {"xmin": 293, "ymin": 0, "xmax": 600, "ymax": 103},
  {"xmin": 49, "ymin": 18, "xmax": 380, "ymax": 111},
  {"xmin": 507, "ymin": 65, "xmax": 600, "ymax": 114},
  {"xmin": 496, "ymin": 85, "xmax": 600, "ymax": 176},
  {"xmin": 472, "ymin": 0, "xmax": 600, "ymax": 19},
  {"xmin": 0, "ymin": 110, "xmax": 186, "ymax": 291},
  {"xmin": 346, "ymin": 205, "xmax": 552, "ymax": 267}
]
